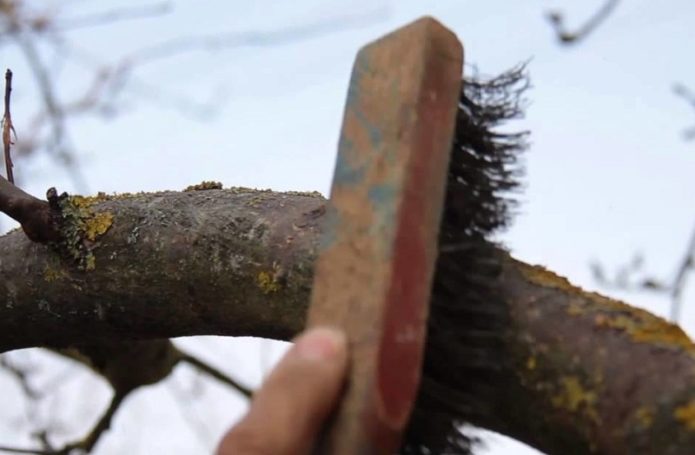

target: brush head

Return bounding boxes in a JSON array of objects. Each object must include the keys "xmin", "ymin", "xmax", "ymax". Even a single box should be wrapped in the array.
[{"xmin": 401, "ymin": 65, "xmax": 529, "ymax": 454}]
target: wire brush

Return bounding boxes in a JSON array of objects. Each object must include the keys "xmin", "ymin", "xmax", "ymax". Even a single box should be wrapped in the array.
[{"xmin": 401, "ymin": 64, "xmax": 529, "ymax": 454}]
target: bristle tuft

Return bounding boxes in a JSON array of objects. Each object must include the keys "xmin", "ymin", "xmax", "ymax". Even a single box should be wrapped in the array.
[{"xmin": 401, "ymin": 64, "xmax": 529, "ymax": 454}]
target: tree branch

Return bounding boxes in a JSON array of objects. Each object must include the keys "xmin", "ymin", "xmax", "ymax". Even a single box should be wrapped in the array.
[
  {"xmin": 0, "ymin": 187, "xmax": 694, "ymax": 453},
  {"xmin": 178, "ymin": 351, "xmax": 253, "ymax": 398},
  {"xmin": 546, "ymin": 0, "xmax": 620, "ymax": 45},
  {"xmin": 673, "ymin": 83, "xmax": 695, "ymax": 140},
  {"xmin": 54, "ymin": 2, "xmax": 172, "ymax": 31},
  {"xmin": 670, "ymin": 221, "xmax": 695, "ymax": 321},
  {"xmin": 0, "ymin": 177, "xmax": 59, "ymax": 242},
  {"xmin": 0, "ymin": 187, "xmax": 321, "ymax": 351},
  {"xmin": 3, "ymin": 68, "xmax": 15, "ymax": 183}
]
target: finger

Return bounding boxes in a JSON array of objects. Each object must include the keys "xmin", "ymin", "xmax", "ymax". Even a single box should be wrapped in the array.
[{"xmin": 217, "ymin": 327, "xmax": 348, "ymax": 455}]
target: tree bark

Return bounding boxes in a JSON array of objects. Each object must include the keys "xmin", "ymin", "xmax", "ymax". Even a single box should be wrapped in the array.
[
  {"xmin": 1, "ymin": 188, "xmax": 694, "ymax": 454},
  {"xmin": 0, "ymin": 187, "xmax": 321, "ymax": 350}
]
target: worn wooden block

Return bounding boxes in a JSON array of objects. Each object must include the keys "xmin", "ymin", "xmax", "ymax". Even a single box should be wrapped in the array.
[{"xmin": 307, "ymin": 16, "xmax": 463, "ymax": 454}]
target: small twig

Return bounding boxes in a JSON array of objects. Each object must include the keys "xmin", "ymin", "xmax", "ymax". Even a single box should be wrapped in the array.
[
  {"xmin": 673, "ymin": 83, "xmax": 695, "ymax": 140},
  {"xmin": 2, "ymin": 68, "xmax": 16, "ymax": 183},
  {"xmin": 55, "ymin": 2, "xmax": 172, "ymax": 31},
  {"xmin": 0, "ymin": 355, "xmax": 40, "ymax": 399},
  {"xmin": 0, "ymin": 392, "xmax": 126, "ymax": 455},
  {"xmin": 178, "ymin": 352, "xmax": 253, "ymax": 398},
  {"xmin": 14, "ymin": 32, "xmax": 89, "ymax": 193},
  {"xmin": 591, "ymin": 221, "xmax": 695, "ymax": 322},
  {"xmin": 0, "ymin": 445, "xmax": 48, "ymax": 454},
  {"xmin": 59, "ymin": 391, "xmax": 126, "ymax": 454},
  {"xmin": 125, "ymin": 8, "xmax": 389, "ymax": 65},
  {"xmin": 670, "ymin": 221, "xmax": 695, "ymax": 321},
  {"xmin": 546, "ymin": 0, "xmax": 620, "ymax": 45}
]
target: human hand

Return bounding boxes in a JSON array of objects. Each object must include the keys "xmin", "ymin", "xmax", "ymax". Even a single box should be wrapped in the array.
[{"xmin": 216, "ymin": 327, "xmax": 348, "ymax": 455}]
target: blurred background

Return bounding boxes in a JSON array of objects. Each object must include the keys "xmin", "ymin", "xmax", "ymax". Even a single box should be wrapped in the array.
[{"xmin": 0, "ymin": 0, "xmax": 694, "ymax": 453}]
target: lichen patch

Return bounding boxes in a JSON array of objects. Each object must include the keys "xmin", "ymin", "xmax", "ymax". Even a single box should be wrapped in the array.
[
  {"xmin": 634, "ymin": 406, "xmax": 654, "ymax": 429},
  {"xmin": 675, "ymin": 400, "xmax": 695, "ymax": 431},
  {"xmin": 257, "ymin": 270, "xmax": 280, "ymax": 294},
  {"xmin": 55, "ymin": 195, "xmax": 114, "ymax": 271},
  {"xmin": 184, "ymin": 181, "xmax": 223, "ymax": 191},
  {"xmin": 551, "ymin": 375, "xmax": 599, "ymax": 423}
]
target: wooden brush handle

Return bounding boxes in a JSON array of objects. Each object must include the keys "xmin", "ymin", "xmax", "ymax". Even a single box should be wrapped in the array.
[{"xmin": 307, "ymin": 16, "xmax": 463, "ymax": 455}]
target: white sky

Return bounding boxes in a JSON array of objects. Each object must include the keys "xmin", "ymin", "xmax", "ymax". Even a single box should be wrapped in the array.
[{"xmin": 1, "ymin": 1, "xmax": 695, "ymax": 454}]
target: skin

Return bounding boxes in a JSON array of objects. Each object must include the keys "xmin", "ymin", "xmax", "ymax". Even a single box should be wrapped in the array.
[{"xmin": 217, "ymin": 327, "xmax": 348, "ymax": 455}]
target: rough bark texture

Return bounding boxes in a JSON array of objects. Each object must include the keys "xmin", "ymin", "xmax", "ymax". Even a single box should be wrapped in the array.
[
  {"xmin": 483, "ymin": 258, "xmax": 695, "ymax": 454},
  {"xmin": 0, "ymin": 188, "xmax": 321, "ymax": 350},
  {"xmin": 1, "ymin": 188, "xmax": 694, "ymax": 454}
]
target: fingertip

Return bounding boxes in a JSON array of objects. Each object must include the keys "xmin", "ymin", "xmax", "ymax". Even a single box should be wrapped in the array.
[
  {"xmin": 217, "ymin": 327, "xmax": 348, "ymax": 455},
  {"xmin": 292, "ymin": 326, "xmax": 347, "ymax": 363}
]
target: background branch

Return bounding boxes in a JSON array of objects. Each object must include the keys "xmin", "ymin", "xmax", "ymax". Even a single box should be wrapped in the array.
[
  {"xmin": 0, "ymin": 2, "xmax": 389, "ymax": 192},
  {"xmin": 546, "ymin": 0, "xmax": 620, "ymax": 45},
  {"xmin": 674, "ymin": 83, "xmax": 695, "ymax": 140}
]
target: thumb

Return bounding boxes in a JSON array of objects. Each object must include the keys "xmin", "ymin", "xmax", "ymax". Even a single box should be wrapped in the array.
[{"xmin": 217, "ymin": 327, "xmax": 348, "ymax": 455}]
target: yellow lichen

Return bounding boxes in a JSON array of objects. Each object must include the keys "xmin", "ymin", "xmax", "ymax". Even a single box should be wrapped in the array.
[
  {"xmin": 518, "ymin": 262, "xmax": 579, "ymax": 293},
  {"xmin": 184, "ymin": 181, "xmax": 223, "ymax": 191},
  {"xmin": 84, "ymin": 255, "xmax": 96, "ymax": 271},
  {"xmin": 283, "ymin": 190, "xmax": 324, "ymax": 198},
  {"xmin": 635, "ymin": 406, "xmax": 654, "ymax": 429},
  {"xmin": 551, "ymin": 376, "xmax": 599, "ymax": 422},
  {"xmin": 593, "ymin": 311, "xmax": 694, "ymax": 353},
  {"xmin": 56, "ymin": 195, "xmax": 115, "ymax": 271},
  {"xmin": 526, "ymin": 356, "xmax": 537, "ymax": 370},
  {"xmin": 84, "ymin": 211, "xmax": 114, "ymax": 241},
  {"xmin": 675, "ymin": 400, "xmax": 695, "ymax": 431},
  {"xmin": 567, "ymin": 302, "xmax": 584, "ymax": 316},
  {"xmin": 246, "ymin": 194, "xmax": 269, "ymax": 207},
  {"xmin": 257, "ymin": 271, "xmax": 280, "ymax": 294},
  {"xmin": 44, "ymin": 266, "xmax": 67, "ymax": 282},
  {"xmin": 65, "ymin": 195, "xmax": 115, "ymax": 242},
  {"xmin": 228, "ymin": 186, "xmax": 272, "ymax": 195},
  {"xmin": 520, "ymin": 260, "xmax": 695, "ymax": 354}
]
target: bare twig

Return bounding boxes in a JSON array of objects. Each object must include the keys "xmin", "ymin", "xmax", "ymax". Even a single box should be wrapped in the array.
[
  {"xmin": 670, "ymin": 221, "xmax": 695, "ymax": 321},
  {"xmin": 591, "ymin": 220, "xmax": 695, "ymax": 322},
  {"xmin": 0, "ymin": 355, "xmax": 40, "ymax": 399},
  {"xmin": 0, "ymin": 445, "xmax": 47, "ymax": 454},
  {"xmin": 15, "ymin": 32, "xmax": 89, "ymax": 193},
  {"xmin": 0, "ymin": 4, "xmax": 389, "ymax": 188},
  {"xmin": 2, "ymin": 68, "xmax": 15, "ymax": 183},
  {"xmin": 674, "ymin": 83, "xmax": 695, "ymax": 140},
  {"xmin": 546, "ymin": 0, "xmax": 620, "ymax": 45},
  {"xmin": 124, "ymin": 7, "xmax": 389, "ymax": 65},
  {"xmin": 178, "ymin": 351, "xmax": 253, "ymax": 398},
  {"xmin": 0, "ymin": 392, "xmax": 126, "ymax": 455},
  {"xmin": 55, "ymin": 2, "xmax": 172, "ymax": 31},
  {"xmin": 56, "ymin": 391, "xmax": 127, "ymax": 454}
]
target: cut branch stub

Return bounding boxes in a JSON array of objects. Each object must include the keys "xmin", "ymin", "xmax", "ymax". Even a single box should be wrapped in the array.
[{"xmin": 0, "ymin": 177, "xmax": 60, "ymax": 242}]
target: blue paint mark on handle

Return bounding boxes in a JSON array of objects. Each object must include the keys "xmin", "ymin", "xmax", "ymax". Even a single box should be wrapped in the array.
[{"xmin": 333, "ymin": 141, "xmax": 366, "ymax": 187}]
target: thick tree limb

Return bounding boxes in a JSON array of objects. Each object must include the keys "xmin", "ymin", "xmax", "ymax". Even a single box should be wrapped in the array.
[
  {"xmin": 483, "ymin": 258, "xmax": 695, "ymax": 454},
  {"xmin": 1, "ymin": 188, "xmax": 694, "ymax": 453},
  {"xmin": 0, "ymin": 187, "xmax": 320, "ymax": 351}
]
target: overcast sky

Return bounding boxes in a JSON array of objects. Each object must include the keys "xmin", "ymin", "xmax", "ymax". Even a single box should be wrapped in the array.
[{"xmin": 1, "ymin": 1, "xmax": 695, "ymax": 453}]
